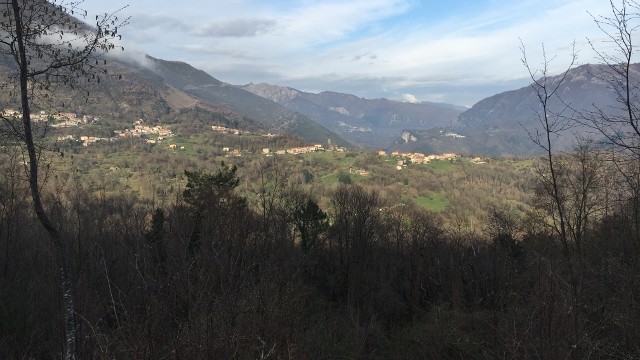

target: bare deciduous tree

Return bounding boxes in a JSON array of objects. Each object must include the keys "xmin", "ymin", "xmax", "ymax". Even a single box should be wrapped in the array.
[
  {"xmin": 521, "ymin": 41, "xmax": 587, "ymax": 354},
  {"xmin": 585, "ymin": 0, "xmax": 640, "ymax": 155},
  {"xmin": 0, "ymin": 1, "xmax": 126, "ymax": 358},
  {"xmin": 583, "ymin": 0, "xmax": 640, "ymax": 254}
]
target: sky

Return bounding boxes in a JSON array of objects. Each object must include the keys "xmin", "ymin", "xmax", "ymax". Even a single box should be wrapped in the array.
[{"xmin": 78, "ymin": 0, "xmax": 616, "ymax": 107}]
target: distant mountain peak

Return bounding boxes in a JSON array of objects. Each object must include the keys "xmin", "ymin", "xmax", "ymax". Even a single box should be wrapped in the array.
[
  {"xmin": 243, "ymin": 83, "xmax": 300, "ymax": 102},
  {"xmin": 436, "ymin": 62, "xmax": 640, "ymax": 156},
  {"xmin": 243, "ymin": 82, "xmax": 463, "ymax": 148}
]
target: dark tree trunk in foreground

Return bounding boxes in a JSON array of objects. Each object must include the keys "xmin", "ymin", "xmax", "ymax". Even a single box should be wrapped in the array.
[
  {"xmin": 11, "ymin": 1, "xmax": 77, "ymax": 356},
  {"xmin": 1, "ymin": 1, "xmax": 126, "ymax": 358}
]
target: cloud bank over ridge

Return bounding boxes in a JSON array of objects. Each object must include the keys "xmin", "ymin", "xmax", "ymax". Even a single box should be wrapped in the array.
[{"xmin": 81, "ymin": 0, "xmax": 614, "ymax": 106}]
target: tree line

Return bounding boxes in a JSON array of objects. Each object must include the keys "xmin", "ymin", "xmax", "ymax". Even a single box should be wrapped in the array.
[{"xmin": 1, "ymin": 154, "xmax": 640, "ymax": 358}]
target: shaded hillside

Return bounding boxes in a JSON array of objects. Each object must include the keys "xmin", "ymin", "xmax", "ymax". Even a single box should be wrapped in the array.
[
  {"xmin": 391, "ymin": 127, "xmax": 529, "ymax": 156},
  {"xmin": 0, "ymin": 51, "xmax": 348, "ymax": 147},
  {"xmin": 243, "ymin": 83, "xmax": 463, "ymax": 148},
  {"xmin": 0, "ymin": 54, "xmax": 262, "ymax": 134},
  {"xmin": 145, "ymin": 57, "xmax": 349, "ymax": 147},
  {"xmin": 397, "ymin": 63, "xmax": 640, "ymax": 156},
  {"xmin": 455, "ymin": 64, "xmax": 625, "ymax": 131}
]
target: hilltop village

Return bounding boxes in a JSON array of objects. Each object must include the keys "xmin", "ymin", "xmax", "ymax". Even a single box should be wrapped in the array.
[
  {"xmin": 210, "ymin": 124, "xmax": 469, "ymax": 167},
  {"xmin": 3, "ymin": 108, "xmax": 478, "ymax": 166},
  {"xmin": 4, "ymin": 109, "xmax": 175, "ymax": 147}
]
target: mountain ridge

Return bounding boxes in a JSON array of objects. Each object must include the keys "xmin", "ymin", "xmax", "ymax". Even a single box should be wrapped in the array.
[
  {"xmin": 394, "ymin": 63, "xmax": 640, "ymax": 156},
  {"xmin": 242, "ymin": 82, "xmax": 464, "ymax": 148}
]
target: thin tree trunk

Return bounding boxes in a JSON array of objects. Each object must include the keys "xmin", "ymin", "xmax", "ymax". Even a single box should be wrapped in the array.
[{"xmin": 11, "ymin": 1, "xmax": 76, "ymax": 358}]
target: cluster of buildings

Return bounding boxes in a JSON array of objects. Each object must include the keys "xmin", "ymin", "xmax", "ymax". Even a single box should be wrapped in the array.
[
  {"xmin": 222, "ymin": 148, "xmax": 243, "ymax": 157},
  {"xmin": 262, "ymin": 144, "xmax": 349, "ymax": 156},
  {"xmin": 2, "ymin": 108, "xmax": 177, "ymax": 147},
  {"xmin": 263, "ymin": 144, "xmax": 325, "ymax": 156},
  {"xmin": 114, "ymin": 120, "xmax": 173, "ymax": 142},
  {"xmin": 30, "ymin": 110, "xmax": 469, "ymax": 166},
  {"xmin": 212, "ymin": 125, "xmax": 285, "ymax": 139},
  {"xmin": 167, "ymin": 144, "xmax": 185, "ymax": 151},
  {"xmin": 2, "ymin": 109, "xmax": 20, "ymax": 119},
  {"xmin": 3, "ymin": 109, "xmax": 98, "ymax": 126},
  {"xmin": 378, "ymin": 150, "xmax": 459, "ymax": 170},
  {"xmin": 50, "ymin": 113, "xmax": 98, "ymax": 127},
  {"xmin": 385, "ymin": 150, "xmax": 458, "ymax": 163},
  {"xmin": 218, "ymin": 144, "xmax": 330, "ymax": 158},
  {"xmin": 211, "ymin": 125, "xmax": 250, "ymax": 135},
  {"xmin": 56, "ymin": 134, "xmax": 115, "ymax": 146},
  {"xmin": 470, "ymin": 157, "xmax": 487, "ymax": 164},
  {"xmin": 54, "ymin": 118, "xmax": 174, "ymax": 147},
  {"xmin": 79, "ymin": 135, "xmax": 112, "ymax": 146}
]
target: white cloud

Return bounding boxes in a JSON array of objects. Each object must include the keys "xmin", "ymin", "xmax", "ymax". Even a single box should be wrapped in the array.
[
  {"xmin": 194, "ymin": 18, "xmax": 277, "ymax": 37},
  {"xmin": 402, "ymin": 93, "xmax": 418, "ymax": 103},
  {"xmin": 279, "ymin": 0, "xmax": 410, "ymax": 43},
  {"xmin": 79, "ymin": 0, "xmax": 625, "ymax": 105},
  {"xmin": 107, "ymin": 48, "xmax": 155, "ymax": 69}
]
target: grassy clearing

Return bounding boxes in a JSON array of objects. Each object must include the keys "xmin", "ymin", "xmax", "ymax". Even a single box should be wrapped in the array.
[
  {"xmin": 425, "ymin": 159, "xmax": 454, "ymax": 173},
  {"xmin": 163, "ymin": 136, "xmax": 197, "ymax": 156},
  {"xmin": 414, "ymin": 192, "xmax": 449, "ymax": 212},
  {"xmin": 321, "ymin": 172, "xmax": 339, "ymax": 185}
]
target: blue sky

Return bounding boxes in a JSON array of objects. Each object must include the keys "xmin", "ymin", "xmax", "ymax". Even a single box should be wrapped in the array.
[{"xmin": 80, "ymin": 0, "xmax": 614, "ymax": 106}]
